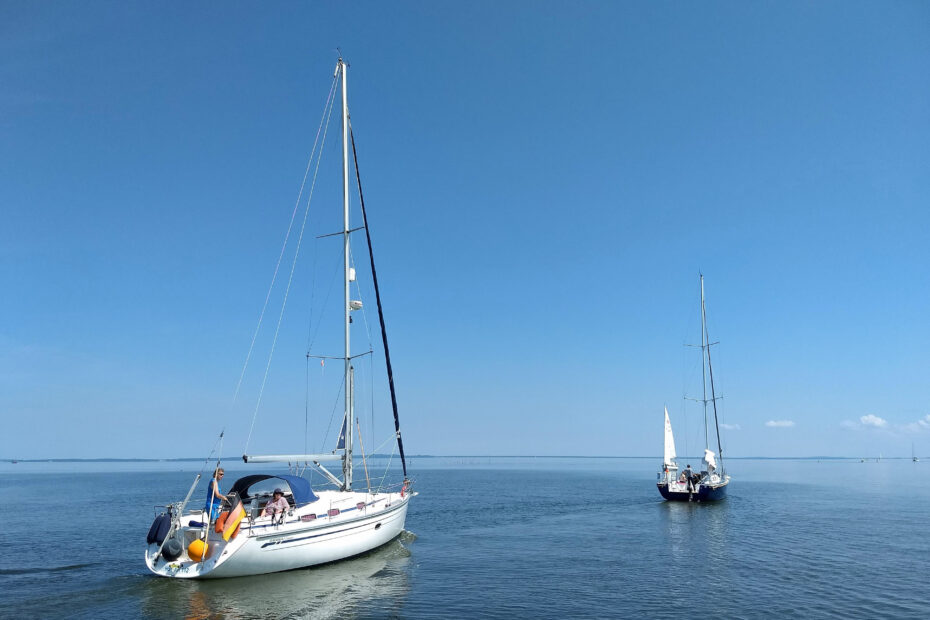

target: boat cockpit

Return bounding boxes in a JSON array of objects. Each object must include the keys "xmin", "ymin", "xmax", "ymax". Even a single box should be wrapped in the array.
[{"xmin": 227, "ymin": 474, "xmax": 319, "ymax": 521}]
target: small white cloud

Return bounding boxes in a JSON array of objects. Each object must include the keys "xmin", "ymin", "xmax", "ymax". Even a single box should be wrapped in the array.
[
  {"xmin": 898, "ymin": 414, "xmax": 930, "ymax": 434},
  {"xmin": 860, "ymin": 414, "xmax": 887, "ymax": 428},
  {"xmin": 720, "ymin": 423, "xmax": 741, "ymax": 430},
  {"xmin": 765, "ymin": 420, "xmax": 795, "ymax": 428}
]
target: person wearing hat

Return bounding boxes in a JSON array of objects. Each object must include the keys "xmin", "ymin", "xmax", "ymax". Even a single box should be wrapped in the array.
[{"xmin": 262, "ymin": 488, "xmax": 290, "ymax": 518}]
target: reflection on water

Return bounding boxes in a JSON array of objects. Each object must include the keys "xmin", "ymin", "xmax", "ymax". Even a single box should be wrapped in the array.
[
  {"xmin": 140, "ymin": 534, "xmax": 414, "ymax": 620},
  {"xmin": 658, "ymin": 498, "xmax": 730, "ymax": 568}
]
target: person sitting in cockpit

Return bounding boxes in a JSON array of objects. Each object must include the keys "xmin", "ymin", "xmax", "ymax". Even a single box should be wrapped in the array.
[{"xmin": 262, "ymin": 488, "xmax": 290, "ymax": 518}]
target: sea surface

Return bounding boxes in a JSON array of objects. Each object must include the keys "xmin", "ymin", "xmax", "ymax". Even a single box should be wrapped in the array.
[{"xmin": 1, "ymin": 457, "xmax": 928, "ymax": 619}]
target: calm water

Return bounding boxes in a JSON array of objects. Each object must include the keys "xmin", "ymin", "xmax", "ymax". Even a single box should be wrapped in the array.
[{"xmin": 1, "ymin": 458, "xmax": 928, "ymax": 618}]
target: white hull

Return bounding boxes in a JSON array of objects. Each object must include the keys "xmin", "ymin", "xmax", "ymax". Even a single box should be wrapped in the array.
[{"xmin": 146, "ymin": 490, "xmax": 411, "ymax": 579}]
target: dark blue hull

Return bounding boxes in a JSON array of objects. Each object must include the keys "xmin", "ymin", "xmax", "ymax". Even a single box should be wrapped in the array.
[{"xmin": 657, "ymin": 479, "xmax": 728, "ymax": 502}]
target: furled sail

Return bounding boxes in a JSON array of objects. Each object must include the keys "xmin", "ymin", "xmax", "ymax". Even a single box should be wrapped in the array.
[{"xmin": 663, "ymin": 407, "xmax": 677, "ymax": 467}]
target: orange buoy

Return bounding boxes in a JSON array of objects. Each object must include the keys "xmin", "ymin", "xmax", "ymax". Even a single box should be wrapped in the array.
[
  {"xmin": 215, "ymin": 511, "xmax": 229, "ymax": 533},
  {"xmin": 188, "ymin": 538, "xmax": 209, "ymax": 562}
]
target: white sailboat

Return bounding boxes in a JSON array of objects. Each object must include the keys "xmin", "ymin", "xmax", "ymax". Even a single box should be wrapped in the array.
[
  {"xmin": 657, "ymin": 275, "xmax": 730, "ymax": 501},
  {"xmin": 145, "ymin": 58, "xmax": 414, "ymax": 579}
]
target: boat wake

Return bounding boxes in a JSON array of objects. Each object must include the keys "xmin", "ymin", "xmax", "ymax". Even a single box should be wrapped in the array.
[
  {"xmin": 399, "ymin": 529, "xmax": 418, "ymax": 544},
  {"xmin": 0, "ymin": 563, "xmax": 98, "ymax": 576}
]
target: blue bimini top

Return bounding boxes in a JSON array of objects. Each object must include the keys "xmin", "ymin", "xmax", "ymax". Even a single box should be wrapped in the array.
[{"xmin": 227, "ymin": 474, "xmax": 319, "ymax": 506}]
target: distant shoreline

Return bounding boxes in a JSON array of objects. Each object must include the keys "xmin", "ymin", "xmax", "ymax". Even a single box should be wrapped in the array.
[{"xmin": 1, "ymin": 455, "xmax": 910, "ymax": 463}]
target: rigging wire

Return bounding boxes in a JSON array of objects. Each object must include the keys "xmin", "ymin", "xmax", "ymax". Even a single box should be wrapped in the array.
[
  {"xmin": 231, "ymin": 73, "xmax": 338, "ymax": 416},
  {"xmin": 680, "ymin": 280, "xmax": 704, "ymax": 462},
  {"xmin": 175, "ymin": 429, "xmax": 225, "ymax": 524},
  {"xmin": 244, "ymin": 70, "xmax": 340, "ymax": 454},
  {"xmin": 320, "ymin": 370, "xmax": 347, "ymax": 452},
  {"xmin": 304, "ymin": 220, "xmax": 320, "ymax": 457},
  {"xmin": 349, "ymin": 248, "xmax": 375, "ymax": 348},
  {"xmin": 702, "ymin": 281, "xmax": 725, "ymax": 472},
  {"xmin": 369, "ymin": 351, "xmax": 375, "ymax": 456},
  {"xmin": 352, "ymin": 349, "xmax": 370, "ymax": 453},
  {"xmin": 201, "ymin": 430, "xmax": 225, "ymax": 475},
  {"xmin": 305, "ymin": 213, "xmax": 320, "ymax": 350},
  {"xmin": 305, "ymin": 355, "xmax": 310, "ymax": 455},
  {"xmin": 355, "ymin": 416, "xmax": 372, "ymax": 492},
  {"xmin": 305, "ymin": 250, "xmax": 344, "ymax": 352},
  {"xmin": 189, "ymin": 429, "xmax": 226, "ymax": 551},
  {"xmin": 379, "ymin": 442, "xmax": 397, "ymax": 493},
  {"xmin": 347, "ymin": 247, "xmax": 376, "ymax": 454}
]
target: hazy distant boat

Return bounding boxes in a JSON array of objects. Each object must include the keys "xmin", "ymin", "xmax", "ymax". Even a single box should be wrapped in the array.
[
  {"xmin": 657, "ymin": 275, "xmax": 730, "ymax": 502},
  {"xmin": 145, "ymin": 58, "xmax": 414, "ymax": 578},
  {"xmin": 913, "ymin": 444, "xmax": 919, "ymax": 463}
]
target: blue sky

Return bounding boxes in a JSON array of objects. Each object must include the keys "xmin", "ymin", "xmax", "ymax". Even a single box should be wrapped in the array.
[{"xmin": 2, "ymin": 1, "xmax": 928, "ymax": 460}]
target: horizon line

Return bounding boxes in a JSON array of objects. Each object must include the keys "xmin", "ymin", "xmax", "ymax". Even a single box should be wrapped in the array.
[{"xmin": 1, "ymin": 454, "xmax": 917, "ymax": 463}]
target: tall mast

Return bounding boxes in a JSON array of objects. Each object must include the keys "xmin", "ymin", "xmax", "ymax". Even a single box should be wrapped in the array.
[
  {"xmin": 700, "ymin": 275, "xmax": 708, "ymax": 450},
  {"xmin": 702, "ymin": 276, "xmax": 725, "ymax": 474},
  {"xmin": 340, "ymin": 58, "xmax": 353, "ymax": 490}
]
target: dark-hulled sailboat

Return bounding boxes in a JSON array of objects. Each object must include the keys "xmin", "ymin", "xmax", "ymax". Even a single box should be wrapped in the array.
[{"xmin": 657, "ymin": 275, "xmax": 730, "ymax": 502}]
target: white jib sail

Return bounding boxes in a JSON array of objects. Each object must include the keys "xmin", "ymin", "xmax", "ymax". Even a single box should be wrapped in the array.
[{"xmin": 663, "ymin": 407, "xmax": 677, "ymax": 467}]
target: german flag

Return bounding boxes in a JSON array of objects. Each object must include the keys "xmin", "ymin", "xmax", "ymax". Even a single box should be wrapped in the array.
[{"xmin": 222, "ymin": 496, "xmax": 245, "ymax": 541}]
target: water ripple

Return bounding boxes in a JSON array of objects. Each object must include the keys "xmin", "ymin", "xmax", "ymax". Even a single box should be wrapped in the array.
[{"xmin": 0, "ymin": 563, "xmax": 97, "ymax": 575}]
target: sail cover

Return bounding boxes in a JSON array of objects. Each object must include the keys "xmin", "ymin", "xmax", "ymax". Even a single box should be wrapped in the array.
[
  {"xmin": 664, "ymin": 407, "xmax": 677, "ymax": 466},
  {"xmin": 703, "ymin": 448, "xmax": 717, "ymax": 472}
]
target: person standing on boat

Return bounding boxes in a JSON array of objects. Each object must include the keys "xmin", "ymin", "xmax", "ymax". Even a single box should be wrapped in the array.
[
  {"xmin": 684, "ymin": 464, "xmax": 695, "ymax": 493},
  {"xmin": 205, "ymin": 467, "xmax": 227, "ymax": 520}
]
